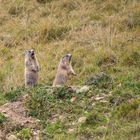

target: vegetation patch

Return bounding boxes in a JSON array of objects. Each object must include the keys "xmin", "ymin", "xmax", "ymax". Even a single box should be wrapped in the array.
[
  {"xmin": 102, "ymin": 3, "xmax": 119, "ymax": 15},
  {"xmin": 39, "ymin": 26, "xmax": 70, "ymax": 43},
  {"xmin": 36, "ymin": 0, "xmax": 52, "ymax": 4},
  {"xmin": 8, "ymin": 6, "xmax": 24, "ymax": 16},
  {"xmin": 85, "ymin": 72, "xmax": 113, "ymax": 89},
  {"xmin": 123, "ymin": 51, "xmax": 140, "ymax": 67},
  {"xmin": 26, "ymin": 87, "xmax": 75, "ymax": 120},
  {"xmin": 61, "ymin": 1, "xmax": 80, "ymax": 12},
  {"xmin": 44, "ymin": 121, "xmax": 65, "ymax": 139},
  {"xmin": 4, "ymin": 87, "xmax": 28, "ymax": 102},
  {"xmin": 0, "ymin": 0, "xmax": 140, "ymax": 139},
  {"xmin": 112, "ymin": 98, "xmax": 140, "ymax": 121},
  {"xmin": 16, "ymin": 128, "xmax": 33, "ymax": 140},
  {"xmin": 83, "ymin": 111, "xmax": 107, "ymax": 126},
  {"xmin": 0, "ymin": 113, "xmax": 7, "ymax": 125}
]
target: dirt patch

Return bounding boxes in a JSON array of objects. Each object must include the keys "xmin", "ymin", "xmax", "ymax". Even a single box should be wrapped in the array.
[
  {"xmin": 0, "ymin": 95, "xmax": 38, "ymax": 131},
  {"xmin": 0, "ymin": 95, "xmax": 40, "ymax": 139},
  {"xmin": 0, "ymin": 95, "xmax": 37, "ymax": 128}
]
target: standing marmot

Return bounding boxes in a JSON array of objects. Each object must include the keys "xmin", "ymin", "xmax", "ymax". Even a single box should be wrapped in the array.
[
  {"xmin": 25, "ymin": 49, "xmax": 40, "ymax": 87},
  {"xmin": 53, "ymin": 54, "xmax": 76, "ymax": 87}
]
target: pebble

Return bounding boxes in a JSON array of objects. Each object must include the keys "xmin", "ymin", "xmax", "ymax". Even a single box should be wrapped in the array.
[{"xmin": 78, "ymin": 117, "xmax": 87, "ymax": 124}]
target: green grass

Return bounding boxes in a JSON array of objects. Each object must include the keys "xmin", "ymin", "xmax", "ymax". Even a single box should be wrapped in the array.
[
  {"xmin": 4, "ymin": 87, "xmax": 28, "ymax": 102},
  {"xmin": 16, "ymin": 128, "xmax": 33, "ymax": 140},
  {"xmin": 0, "ymin": 0, "xmax": 139, "ymax": 90},
  {"xmin": 0, "ymin": 113, "xmax": 7, "ymax": 125},
  {"xmin": 0, "ymin": 94, "xmax": 7, "ymax": 106},
  {"xmin": 24, "ymin": 82, "xmax": 140, "ymax": 139},
  {"xmin": 0, "ymin": 0, "xmax": 140, "ymax": 139}
]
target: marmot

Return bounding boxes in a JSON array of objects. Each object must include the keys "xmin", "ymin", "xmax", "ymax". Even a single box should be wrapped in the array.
[
  {"xmin": 53, "ymin": 54, "xmax": 76, "ymax": 87},
  {"xmin": 25, "ymin": 49, "xmax": 40, "ymax": 87}
]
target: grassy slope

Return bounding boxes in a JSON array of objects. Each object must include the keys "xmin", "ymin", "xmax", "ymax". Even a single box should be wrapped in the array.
[{"xmin": 0, "ymin": 0, "xmax": 140, "ymax": 139}]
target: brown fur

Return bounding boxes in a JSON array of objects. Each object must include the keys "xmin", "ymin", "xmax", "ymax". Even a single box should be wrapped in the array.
[
  {"xmin": 53, "ymin": 54, "xmax": 76, "ymax": 87},
  {"xmin": 25, "ymin": 49, "xmax": 40, "ymax": 87}
]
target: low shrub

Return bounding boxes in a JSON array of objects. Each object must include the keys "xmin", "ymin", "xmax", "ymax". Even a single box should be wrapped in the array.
[
  {"xmin": 112, "ymin": 98, "xmax": 140, "ymax": 121},
  {"xmin": 16, "ymin": 128, "xmax": 33, "ymax": 140},
  {"xmin": 0, "ymin": 113, "xmax": 7, "ymax": 124},
  {"xmin": 39, "ymin": 26, "xmax": 70, "ymax": 43},
  {"xmin": 5, "ymin": 87, "xmax": 27, "ymax": 102},
  {"xmin": 85, "ymin": 72, "xmax": 113, "ymax": 89}
]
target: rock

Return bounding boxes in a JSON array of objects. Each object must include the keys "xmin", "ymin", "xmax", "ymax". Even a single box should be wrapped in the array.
[
  {"xmin": 59, "ymin": 115, "xmax": 65, "ymax": 122},
  {"xmin": 70, "ymin": 97, "xmax": 77, "ymax": 103},
  {"xmin": 7, "ymin": 134, "xmax": 18, "ymax": 140},
  {"xmin": 68, "ymin": 128, "xmax": 75, "ymax": 134},
  {"xmin": 76, "ymin": 86, "xmax": 90, "ymax": 93},
  {"xmin": 0, "ymin": 130, "xmax": 4, "ymax": 139},
  {"xmin": 33, "ymin": 130, "xmax": 40, "ymax": 140},
  {"xmin": 92, "ymin": 102, "xmax": 96, "ymax": 106},
  {"xmin": 96, "ymin": 126, "xmax": 107, "ymax": 133},
  {"xmin": 100, "ymin": 100, "xmax": 108, "ymax": 103},
  {"xmin": 94, "ymin": 96, "xmax": 104, "ymax": 101},
  {"xmin": 117, "ymin": 83, "xmax": 122, "ymax": 87},
  {"xmin": 70, "ymin": 86, "xmax": 77, "ymax": 91},
  {"xmin": 78, "ymin": 117, "xmax": 87, "ymax": 124}
]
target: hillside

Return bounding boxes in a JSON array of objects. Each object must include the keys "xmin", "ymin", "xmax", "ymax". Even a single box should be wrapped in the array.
[{"xmin": 0, "ymin": 0, "xmax": 140, "ymax": 139}]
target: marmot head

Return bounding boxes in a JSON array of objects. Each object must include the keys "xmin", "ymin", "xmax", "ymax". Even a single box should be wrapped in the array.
[
  {"xmin": 26, "ymin": 49, "xmax": 35, "ymax": 59},
  {"xmin": 62, "ymin": 54, "xmax": 72, "ymax": 65},
  {"xmin": 60, "ymin": 54, "xmax": 76, "ymax": 76}
]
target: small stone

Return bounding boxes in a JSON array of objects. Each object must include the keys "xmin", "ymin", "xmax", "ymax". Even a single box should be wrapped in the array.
[
  {"xmin": 76, "ymin": 86, "xmax": 90, "ymax": 93},
  {"xmin": 70, "ymin": 97, "xmax": 77, "ymax": 103},
  {"xmin": 59, "ymin": 115, "xmax": 65, "ymax": 122},
  {"xmin": 94, "ymin": 96, "xmax": 104, "ymax": 101},
  {"xmin": 68, "ymin": 128, "xmax": 75, "ymax": 133},
  {"xmin": 71, "ymin": 122, "xmax": 76, "ymax": 125},
  {"xmin": 78, "ymin": 117, "xmax": 87, "ymax": 124},
  {"xmin": 117, "ymin": 83, "xmax": 122, "ymax": 87},
  {"xmin": 0, "ymin": 130, "xmax": 4, "ymax": 139},
  {"xmin": 100, "ymin": 100, "xmax": 108, "ymax": 103},
  {"xmin": 7, "ymin": 135, "xmax": 17, "ymax": 140},
  {"xmin": 33, "ymin": 130, "xmax": 40, "ymax": 140}
]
